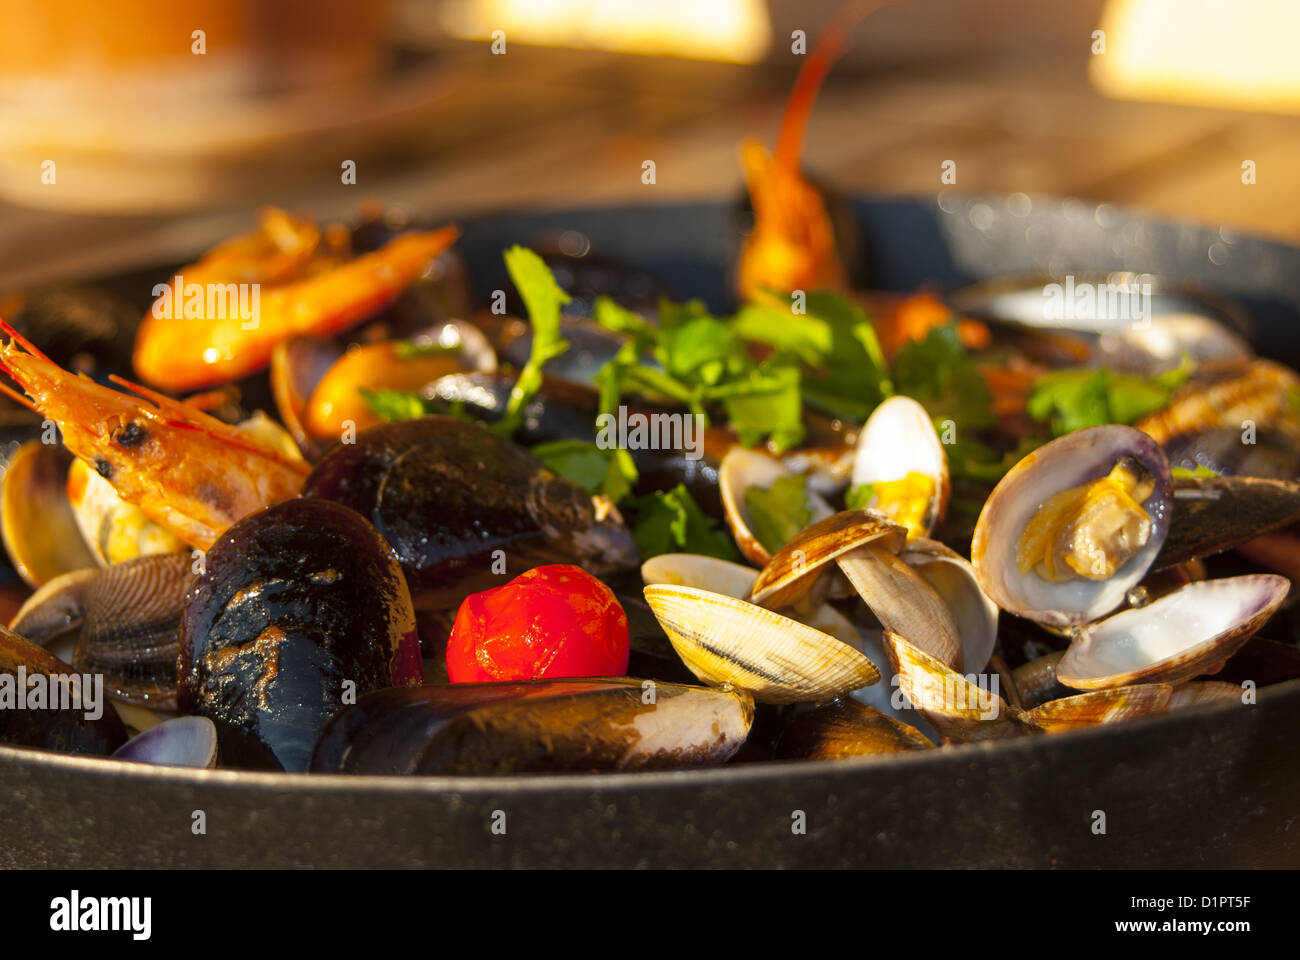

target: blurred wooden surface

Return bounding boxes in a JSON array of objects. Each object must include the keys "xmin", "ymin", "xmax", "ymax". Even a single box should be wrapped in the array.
[{"xmin": 3, "ymin": 33, "xmax": 1299, "ymax": 290}]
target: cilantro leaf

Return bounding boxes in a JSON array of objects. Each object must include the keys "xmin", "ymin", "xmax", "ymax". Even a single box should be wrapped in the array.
[
  {"xmin": 744, "ymin": 474, "xmax": 810, "ymax": 554},
  {"xmin": 529, "ymin": 439, "xmax": 638, "ymax": 503},
  {"xmin": 491, "ymin": 246, "xmax": 571, "ymax": 438},
  {"xmin": 1027, "ymin": 358, "xmax": 1190, "ymax": 436},
  {"xmin": 628, "ymin": 483, "xmax": 739, "ymax": 562}
]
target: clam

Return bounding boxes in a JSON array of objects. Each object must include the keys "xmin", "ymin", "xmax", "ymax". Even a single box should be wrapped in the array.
[
  {"xmin": 972, "ymin": 425, "xmax": 1174, "ymax": 630},
  {"xmin": 1167, "ymin": 681, "xmax": 1246, "ymax": 711},
  {"xmin": 112, "ymin": 715, "xmax": 217, "ymax": 769},
  {"xmin": 773, "ymin": 698, "xmax": 933, "ymax": 760},
  {"xmin": 10, "ymin": 552, "xmax": 194, "ymax": 709},
  {"xmin": 850, "ymin": 396, "xmax": 949, "ymax": 539},
  {"xmin": 899, "ymin": 537, "xmax": 998, "ymax": 672},
  {"xmin": 0, "ymin": 624, "xmax": 128, "ymax": 756},
  {"xmin": 643, "ymin": 584, "xmax": 879, "ymax": 704},
  {"xmin": 1, "ymin": 441, "xmax": 97, "ymax": 587},
  {"xmin": 1020, "ymin": 684, "xmax": 1171, "ymax": 732},
  {"xmin": 302, "ymin": 416, "xmax": 638, "ymax": 610},
  {"xmin": 642, "ymin": 552, "xmax": 864, "ymax": 649},
  {"xmin": 310, "ymin": 677, "xmax": 753, "ymax": 775},
  {"xmin": 718, "ymin": 447, "xmax": 833, "ymax": 565},
  {"xmin": 1055, "ymin": 575, "xmax": 1288, "ymax": 689},
  {"xmin": 975, "ymin": 427, "xmax": 1291, "ymax": 692},
  {"xmin": 881, "ymin": 632, "xmax": 1030, "ymax": 742},
  {"xmin": 178, "ymin": 498, "xmax": 423, "ymax": 771}
]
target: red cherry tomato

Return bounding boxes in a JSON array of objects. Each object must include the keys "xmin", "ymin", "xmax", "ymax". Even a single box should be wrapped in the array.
[{"xmin": 445, "ymin": 564, "xmax": 630, "ymax": 683}]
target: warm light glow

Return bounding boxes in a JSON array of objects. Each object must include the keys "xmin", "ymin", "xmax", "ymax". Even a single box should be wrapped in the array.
[
  {"xmin": 1091, "ymin": 0, "xmax": 1300, "ymax": 114},
  {"xmin": 441, "ymin": 0, "xmax": 771, "ymax": 63}
]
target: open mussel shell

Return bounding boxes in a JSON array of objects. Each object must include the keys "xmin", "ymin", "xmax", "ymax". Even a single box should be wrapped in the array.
[
  {"xmin": 643, "ymin": 584, "xmax": 879, "ymax": 704},
  {"xmin": 302, "ymin": 416, "xmax": 638, "ymax": 610},
  {"xmin": 774, "ymin": 699, "xmax": 933, "ymax": 761},
  {"xmin": 718, "ymin": 447, "xmax": 833, "ymax": 566},
  {"xmin": 1056, "ymin": 574, "xmax": 1289, "ymax": 690},
  {"xmin": 1155, "ymin": 475, "xmax": 1300, "ymax": 571},
  {"xmin": 850, "ymin": 396, "xmax": 949, "ymax": 539},
  {"xmin": 882, "ymin": 632, "xmax": 1031, "ymax": 743},
  {"xmin": 179, "ymin": 498, "xmax": 422, "ymax": 772},
  {"xmin": 112, "ymin": 716, "xmax": 217, "ymax": 769},
  {"xmin": 10, "ymin": 551, "xmax": 194, "ymax": 709},
  {"xmin": 900, "ymin": 537, "xmax": 998, "ymax": 673},
  {"xmin": 750, "ymin": 508, "xmax": 904, "ymax": 609},
  {"xmin": 0, "ymin": 624, "xmax": 127, "ymax": 756},
  {"xmin": 1, "ymin": 441, "xmax": 98, "ymax": 588},
  {"xmin": 270, "ymin": 336, "xmax": 342, "ymax": 454},
  {"xmin": 310, "ymin": 678, "xmax": 754, "ymax": 775},
  {"xmin": 972, "ymin": 425, "xmax": 1173, "ymax": 629},
  {"xmin": 1021, "ymin": 684, "xmax": 1171, "ymax": 733}
]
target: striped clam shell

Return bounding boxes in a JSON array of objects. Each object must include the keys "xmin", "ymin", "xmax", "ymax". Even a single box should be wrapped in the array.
[{"xmin": 643, "ymin": 584, "xmax": 880, "ymax": 704}]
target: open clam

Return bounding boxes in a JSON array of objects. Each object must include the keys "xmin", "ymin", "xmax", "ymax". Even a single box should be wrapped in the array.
[
  {"xmin": 1, "ymin": 441, "xmax": 97, "ymax": 587},
  {"xmin": 718, "ymin": 447, "xmax": 833, "ymax": 566},
  {"xmin": 643, "ymin": 583, "xmax": 879, "ymax": 704},
  {"xmin": 974, "ymin": 425, "xmax": 1290, "ymax": 693},
  {"xmin": 972, "ymin": 425, "xmax": 1174, "ymax": 629},
  {"xmin": 850, "ymin": 396, "xmax": 949, "ymax": 539},
  {"xmin": 1055, "ymin": 575, "xmax": 1288, "ymax": 689}
]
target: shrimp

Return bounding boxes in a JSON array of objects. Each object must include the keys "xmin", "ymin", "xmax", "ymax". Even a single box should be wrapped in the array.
[
  {"xmin": 133, "ymin": 214, "xmax": 460, "ymax": 392},
  {"xmin": 737, "ymin": 0, "xmax": 895, "ymax": 301},
  {"xmin": 0, "ymin": 320, "xmax": 309, "ymax": 552}
]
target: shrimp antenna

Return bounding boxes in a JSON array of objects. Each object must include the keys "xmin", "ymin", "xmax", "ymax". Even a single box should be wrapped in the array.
[
  {"xmin": 774, "ymin": 0, "xmax": 897, "ymax": 174},
  {"xmin": 0, "ymin": 317, "xmax": 54, "ymax": 364}
]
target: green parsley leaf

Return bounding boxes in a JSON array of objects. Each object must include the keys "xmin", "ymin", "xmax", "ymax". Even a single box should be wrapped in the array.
[
  {"xmin": 844, "ymin": 482, "xmax": 875, "ymax": 510},
  {"xmin": 744, "ymin": 474, "xmax": 810, "ymax": 555},
  {"xmin": 629, "ymin": 483, "xmax": 739, "ymax": 562},
  {"xmin": 704, "ymin": 358, "xmax": 804, "ymax": 451},
  {"xmin": 1027, "ymin": 358, "xmax": 1190, "ymax": 437},
  {"xmin": 529, "ymin": 439, "xmax": 638, "ymax": 503},
  {"xmin": 491, "ymin": 246, "xmax": 571, "ymax": 438},
  {"xmin": 891, "ymin": 321, "xmax": 994, "ymax": 428},
  {"xmin": 359, "ymin": 388, "xmax": 436, "ymax": 422},
  {"xmin": 394, "ymin": 341, "xmax": 463, "ymax": 359}
]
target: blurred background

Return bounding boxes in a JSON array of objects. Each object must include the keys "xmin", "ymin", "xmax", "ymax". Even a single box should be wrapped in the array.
[{"xmin": 1, "ymin": 0, "xmax": 1298, "ymax": 289}]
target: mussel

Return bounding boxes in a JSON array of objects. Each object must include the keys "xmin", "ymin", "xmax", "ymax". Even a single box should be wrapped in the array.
[
  {"xmin": 310, "ymin": 677, "xmax": 754, "ymax": 775},
  {"xmin": 301, "ymin": 416, "xmax": 638, "ymax": 610},
  {"xmin": 112, "ymin": 715, "xmax": 218, "ymax": 769},
  {"xmin": 773, "ymin": 699, "xmax": 933, "ymax": 760},
  {"xmin": 0, "ymin": 624, "xmax": 127, "ymax": 756},
  {"xmin": 178, "ymin": 498, "xmax": 422, "ymax": 771}
]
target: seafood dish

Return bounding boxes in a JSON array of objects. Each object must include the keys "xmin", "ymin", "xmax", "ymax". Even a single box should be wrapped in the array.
[{"xmin": 2, "ymin": 10, "xmax": 1300, "ymax": 868}]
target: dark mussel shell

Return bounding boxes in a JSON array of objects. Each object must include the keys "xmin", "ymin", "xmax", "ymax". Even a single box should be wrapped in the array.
[
  {"xmin": 178, "ymin": 498, "xmax": 421, "ymax": 771},
  {"xmin": 301, "ymin": 416, "xmax": 639, "ymax": 609},
  {"xmin": 112, "ymin": 716, "xmax": 218, "ymax": 769},
  {"xmin": 773, "ymin": 699, "xmax": 934, "ymax": 761},
  {"xmin": 0, "ymin": 625, "xmax": 127, "ymax": 756},
  {"xmin": 310, "ymin": 677, "xmax": 754, "ymax": 775}
]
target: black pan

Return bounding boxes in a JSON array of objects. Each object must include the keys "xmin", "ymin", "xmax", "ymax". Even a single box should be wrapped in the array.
[{"xmin": 3, "ymin": 195, "xmax": 1299, "ymax": 868}]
